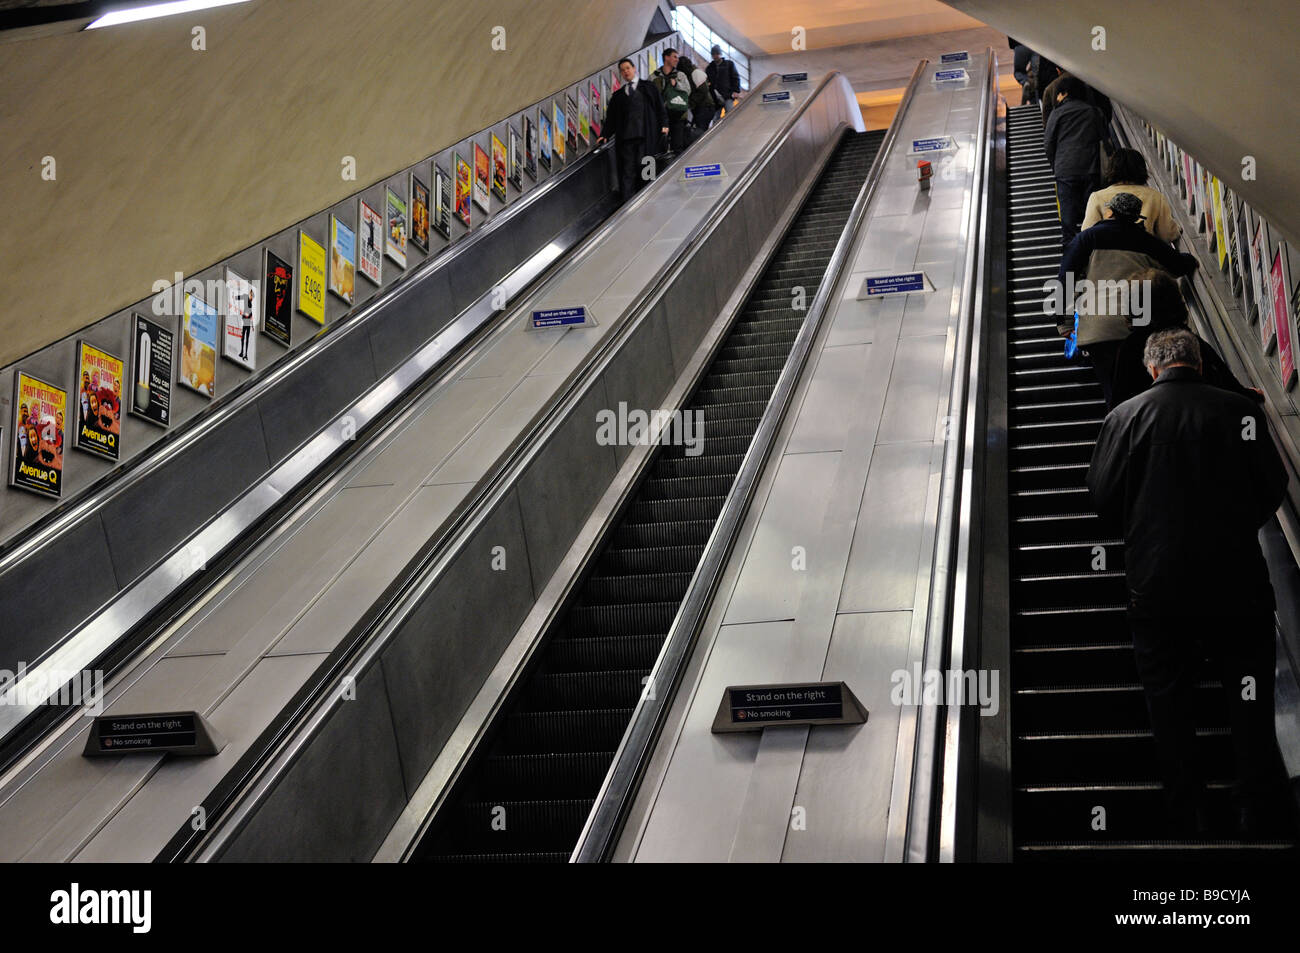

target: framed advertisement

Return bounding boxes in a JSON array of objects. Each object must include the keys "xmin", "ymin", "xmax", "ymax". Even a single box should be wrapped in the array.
[
  {"xmin": 386, "ymin": 187, "xmax": 408, "ymax": 269},
  {"xmin": 590, "ymin": 80, "xmax": 602, "ymax": 139},
  {"xmin": 523, "ymin": 115, "xmax": 538, "ymax": 181},
  {"xmin": 553, "ymin": 102, "xmax": 566, "ymax": 164},
  {"xmin": 639, "ymin": 52, "xmax": 647, "ymax": 80},
  {"xmin": 454, "ymin": 152, "xmax": 472, "ymax": 227},
  {"xmin": 222, "ymin": 267, "xmax": 257, "ymax": 371},
  {"xmin": 74, "ymin": 341, "xmax": 123, "ymax": 461},
  {"xmin": 578, "ymin": 89, "xmax": 590, "ymax": 145},
  {"xmin": 1211, "ymin": 178, "xmax": 1228, "ymax": 271},
  {"xmin": 1252, "ymin": 219, "xmax": 1275, "ymax": 352},
  {"xmin": 10, "ymin": 371, "xmax": 66, "ymax": 498},
  {"xmin": 472, "ymin": 143, "xmax": 491, "ymax": 212},
  {"xmin": 491, "ymin": 132, "xmax": 508, "ymax": 201},
  {"xmin": 602, "ymin": 76, "xmax": 610, "ymax": 117},
  {"xmin": 410, "ymin": 173, "xmax": 430, "ymax": 253},
  {"xmin": 538, "ymin": 108, "xmax": 553, "ymax": 170},
  {"xmin": 434, "ymin": 163, "xmax": 452, "ymax": 238},
  {"xmin": 262, "ymin": 249, "xmax": 293, "ymax": 347},
  {"xmin": 565, "ymin": 95, "xmax": 578, "ymax": 153},
  {"xmin": 1271, "ymin": 246, "xmax": 1297, "ymax": 389},
  {"xmin": 297, "ymin": 230, "xmax": 327, "ymax": 325},
  {"xmin": 130, "ymin": 312, "xmax": 174, "ymax": 428},
  {"xmin": 329, "ymin": 214, "xmax": 356, "ymax": 305},
  {"xmin": 179, "ymin": 290, "xmax": 218, "ymax": 398},
  {"xmin": 358, "ymin": 199, "xmax": 383, "ymax": 285},
  {"xmin": 508, "ymin": 125, "xmax": 522, "ymax": 191}
]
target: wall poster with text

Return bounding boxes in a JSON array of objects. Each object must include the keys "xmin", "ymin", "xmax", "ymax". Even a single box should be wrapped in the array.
[
  {"xmin": 222, "ymin": 267, "xmax": 257, "ymax": 371},
  {"xmin": 74, "ymin": 341, "xmax": 123, "ymax": 461},
  {"xmin": 524, "ymin": 115, "xmax": 538, "ymax": 180},
  {"xmin": 590, "ymin": 80, "xmax": 602, "ymax": 139},
  {"xmin": 410, "ymin": 174, "xmax": 431, "ymax": 253},
  {"xmin": 565, "ymin": 95, "xmax": 579, "ymax": 152},
  {"xmin": 358, "ymin": 199, "xmax": 383, "ymax": 285},
  {"xmin": 329, "ymin": 214, "xmax": 356, "ymax": 305},
  {"xmin": 262, "ymin": 250, "xmax": 293, "ymax": 347},
  {"xmin": 454, "ymin": 152, "xmax": 473, "ymax": 227},
  {"xmin": 473, "ymin": 142, "xmax": 491, "ymax": 212},
  {"xmin": 508, "ymin": 125, "xmax": 522, "ymax": 191},
  {"xmin": 554, "ymin": 102, "xmax": 567, "ymax": 164},
  {"xmin": 578, "ymin": 88, "xmax": 590, "ymax": 144},
  {"xmin": 538, "ymin": 108, "xmax": 553, "ymax": 170},
  {"xmin": 10, "ymin": 372, "xmax": 66, "ymax": 498},
  {"xmin": 386, "ymin": 187, "xmax": 408, "ymax": 269},
  {"xmin": 434, "ymin": 163, "xmax": 453, "ymax": 238},
  {"xmin": 130, "ymin": 312, "xmax": 174, "ymax": 428},
  {"xmin": 491, "ymin": 132, "xmax": 508, "ymax": 201},
  {"xmin": 180, "ymin": 290, "xmax": 218, "ymax": 398},
  {"xmin": 298, "ymin": 230, "xmax": 327, "ymax": 325},
  {"xmin": 1272, "ymin": 246, "xmax": 1297, "ymax": 389},
  {"xmin": 1253, "ymin": 218, "xmax": 1275, "ymax": 352}
]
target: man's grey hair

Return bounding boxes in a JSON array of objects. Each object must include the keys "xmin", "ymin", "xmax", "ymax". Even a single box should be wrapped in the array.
[{"xmin": 1143, "ymin": 326, "xmax": 1201, "ymax": 371}]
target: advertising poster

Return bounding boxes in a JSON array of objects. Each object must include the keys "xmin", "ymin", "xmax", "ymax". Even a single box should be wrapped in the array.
[
  {"xmin": 1212, "ymin": 178, "xmax": 1228, "ymax": 270},
  {"xmin": 262, "ymin": 250, "xmax": 293, "ymax": 347},
  {"xmin": 1253, "ymin": 221, "xmax": 1276, "ymax": 351},
  {"xmin": 358, "ymin": 199, "xmax": 383, "ymax": 285},
  {"xmin": 611, "ymin": 68, "xmax": 620, "ymax": 93},
  {"xmin": 639, "ymin": 52, "xmax": 647, "ymax": 80},
  {"xmin": 329, "ymin": 214, "xmax": 356, "ymax": 305},
  {"xmin": 508, "ymin": 126, "xmax": 523, "ymax": 191},
  {"xmin": 222, "ymin": 267, "xmax": 257, "ymax": 371},
  {"xmin": 454, "ymin": 153, "xmax": 472, "ymax": 227},
  {"xmin": 473, "ymin": 142, "xmax": 491, "ymax": 212},
  {"xmin": 1182, "ymin": 154, "xmax": 1195, "ymax": 213},
  {"xmin": 590, "ymin": 81, "xmax": 602, "ymax": 139},
  {"xmin": 410, "ymin": 174, "xmax": 430, "ymax": 253},
  {"xmin": 386, "ymin": 187, "xmax": 408, "ymax": 269},
  {"xmin": 1233, "ymin": 202, "xmax": 1257, "ymax": 319},
  {"xmin": 130, "ymin": 313, "xmax": 174, "ymax": 427},
  {"xmin": 1271, "ymin": 248, "xmax": 1296, "ymax": 388},
  {"xmin": 10, "ymin": 372, "xmax": 66, "ymax": 498},
  {"xmin": 565, "ymin": 95, "xmax": 579, "ymax": 152},
  {"xmin": 74, "ymin": 341, "xmax": 123, "ymax": 461},
  {"xmin": 538, "ymin": 108, "xmax": 553, "ymax": 169},
  {"xmin": 523, "ymin": 115, "xmax": 537, "ymax": 180},
  {"xmin": 578, "ymin": 88, "xmax": 590, "ymax": 144},
  {"xmin": 298, "ymin": 230, "xmax": 327, "ymax": 325},
  {"xmin": 553, "ymin": 102, "xmax": 566, "ymax": 164},
  {"xmin": 491, "ymin": 132, "xmax": 508, "ymax": 201},
  {"xmin": 434, "ymin": 163, "xmax": 452, "ymax": 238},
  {"xmin": 180, "ymin": 290, "xmax": 218, "ymax": 398}
]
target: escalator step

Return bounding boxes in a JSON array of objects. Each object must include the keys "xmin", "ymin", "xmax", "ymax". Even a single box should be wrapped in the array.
[
  {"xmin": 547, "ymin": 633, "xmax": 665, "ymax": 673},
  {"xmin": 525, "ymin": 669, "xmax": 649, "ymax": 710}
]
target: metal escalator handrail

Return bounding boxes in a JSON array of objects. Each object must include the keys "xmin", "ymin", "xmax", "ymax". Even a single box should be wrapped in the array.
[
  {"xmin": 171, "ymin": 69, "xmax": 847, "ymax": 862},
  {"xmin": 905, "ymin": 48, "xmax": 1001, "ymax": 863},
  {"xmin": 569, "ymin": 59, "xmax": 932, "ymax": 864}
]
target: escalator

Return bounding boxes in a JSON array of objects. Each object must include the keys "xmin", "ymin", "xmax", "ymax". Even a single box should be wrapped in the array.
[
  {"xmin": 1002, "ymin": 104, "xmax": 1297, "ymax": 859},
  {"xmin": 416, "ymin": 128, "xmax": 885, "ymax": 862}
]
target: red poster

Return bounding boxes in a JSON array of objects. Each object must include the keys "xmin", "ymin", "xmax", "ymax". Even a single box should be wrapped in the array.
[{"xmin": 1271, "ymin": 248, "xmax": 1295, "ymax": 387}]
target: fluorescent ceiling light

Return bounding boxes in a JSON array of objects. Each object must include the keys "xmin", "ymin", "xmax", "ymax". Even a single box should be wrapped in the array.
[{"xmin": 86, "ymin": 0, "xmax": 251, "ymax": 30}]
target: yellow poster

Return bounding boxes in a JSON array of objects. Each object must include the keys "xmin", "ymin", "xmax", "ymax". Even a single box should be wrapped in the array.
[
  {"xmin": 298, "ymin": 230, "xmax": 326, "ymax": 325},
  {"xmin": 1211, "ymin": 177, "xmax": 1228, "ymax": 271}
]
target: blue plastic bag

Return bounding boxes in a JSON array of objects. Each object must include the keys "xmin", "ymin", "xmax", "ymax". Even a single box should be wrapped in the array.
[{"xmin": 1063, "ymin": 311, "xmax": 1080, "ymax": 360}]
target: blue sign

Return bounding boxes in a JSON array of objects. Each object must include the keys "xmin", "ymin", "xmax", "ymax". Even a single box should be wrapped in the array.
[
  {"xmin": 761, "ymin": 91, "xmax": 792, "ymax": 103},
  {"xmin": 781, "ymin": 71, "xmax": 809, "ymax": 83},
  {"xmin": 532, "ymin": 306, "xmax": 588, "ymax": 329},
  {"xmin": 683, "ymin": 163, "xmax": 724, "ymax": 180},
  {"xmin": 910, "ymin": 137, "xmax": 953, "ymax": 154},
  {"xmin": 934, "ymin": 68, "xmax": 969, "ymax": 83},
  {"xmin": 940, "ymin": 51, "xmax": 970, "ymax": 64},
  {"xmin": 864, "ymin": 273, "xmax": 927, "ymax": 296}
]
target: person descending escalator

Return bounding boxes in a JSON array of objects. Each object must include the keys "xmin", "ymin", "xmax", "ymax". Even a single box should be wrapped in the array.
[
  {"xmin": 653, "ymin": 48, "xmax": 692, "ymax": 155},
  {"xmin": 598, "ymin": 58, "xmax": 669, "ymax": 202},
  {"xmin": 1087, "ymin": 326, "xmax": 1289, "ymax": 839}
]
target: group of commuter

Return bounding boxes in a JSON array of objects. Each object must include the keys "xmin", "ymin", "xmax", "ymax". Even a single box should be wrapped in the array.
[
  {"xmin": 1040, "ymin": 101, "xmax": 1289, "ymax": 835},
  {"xmin": 597, "ymin": 45, "xmax": 742, "ymax": 202}
]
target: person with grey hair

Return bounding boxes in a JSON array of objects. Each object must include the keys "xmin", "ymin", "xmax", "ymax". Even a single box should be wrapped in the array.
[
  {"xmin": 1087, "ymin": 325, "xmax": 1289, "ymax": 837},
  {"xmin": 1057, "ymin": 192, "xmax": 1200, "ymax": 405}
]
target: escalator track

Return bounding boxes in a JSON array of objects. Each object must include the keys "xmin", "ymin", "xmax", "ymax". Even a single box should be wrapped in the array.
[
  {"xmin": 1003, "ymin": 104, "xmax": 1297, "ymax": 860},
  {"xmin": 416, "ymin": 128, "xmax": 885, "ymax": 862}
]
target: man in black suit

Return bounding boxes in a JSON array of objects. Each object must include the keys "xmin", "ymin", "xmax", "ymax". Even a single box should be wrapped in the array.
[
  {"xmin": 598, "ymin": 57, "xmax": 669, "ymax": 201},
  {"xmin": 1088, "ymin": 327, "xmax": 1288, "ymax": 837}
]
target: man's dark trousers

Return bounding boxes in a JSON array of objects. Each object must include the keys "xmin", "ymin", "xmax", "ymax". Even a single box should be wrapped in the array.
[
  {"xmin": 1129, "ymin": 612, "xmax": 1279, "ymax": 825},
  {"xmin": 1057, "ymin": 174, "xmax": 1097, "ymax": 244},
  {"xmin": 616, "ymin": 138, "xmax": 647, "ymax": 201}
]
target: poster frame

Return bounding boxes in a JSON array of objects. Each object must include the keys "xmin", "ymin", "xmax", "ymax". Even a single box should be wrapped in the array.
[
  {"xmin": 433, "ymin": 162, "xmax": 453, "ymax": 238},
  {"xmin": 385, "ymin": 186, "xmax": 408, "ymax": 269},
  {"xmin": 454, "ymin": 152, "xmax": 473, "ymax": 227},
  {"xmin": 473, "ymin": 141, "xmax": 492, "ymax": 212},
  {"xmin": 358, "ymin": 198, "xmax": 383, "ymax": 286},
  {"xmin": 9, "ymin": 370, "xmax": 67, "ymax": 499},
  {"xmin": 73, "ymin": 339, "xmax": 124, "ymax": 462},
  {"xmin": 508, "ymin": 125, "xmax": 523, "ymax": 191},
  {"xmin": 328, "ymin": 213, "xmax": 356, "ymax": 306},
  {"xmin": 297, "ymin": 229, "xmax": 327, "ymax": 325},
  {"xmin": 538, "ymin": 107, "xmax": 553, "ymax": 170},
  {"xmin": 261, "ymin": 248, "xmax": 293, "ymax": 348},
  {"xmin": 178, "ymin": 289, "xmax": 219, "ymax": 398},
  {"xmin": 129, "ymin": 311, "xmax": 175, "ymax": 428},
  {"xmin": 410, "ymin": 172, "xmax": 431, "ymax": 254},
  {"xmin": 1272, "ymin": 244, "xmax": 1298, "ymax": 390},
  {"xmin": 491, "ymin": 132, "xmax": 508, "ymax": 202},
  {"xmin": 523, "ymin": 115, "xmax": 538, "ymax": 181},
  {"xmin": 221, "ymin": 266, "xmax": 258, "ymax": 371}
]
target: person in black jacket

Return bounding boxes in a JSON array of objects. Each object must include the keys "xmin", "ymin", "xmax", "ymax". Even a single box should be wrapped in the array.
[
  {"xmin": 1044, "ymin": 76, "xmax": 1107, "ymax": 244},
  {"xmin": 1087, "ymin": 326, "xmax": 1288, "ymax": 837},
  {"xmin": 1110, "ymin": 269, "xmax": 1262, "ymax": 409},
  {"xmin": 706, "ymin": 45, "xmax": 741, "ymax": 109},
  {"xmin": 599, "ymin": 58, "xmax": 669, "ymax": 201}
]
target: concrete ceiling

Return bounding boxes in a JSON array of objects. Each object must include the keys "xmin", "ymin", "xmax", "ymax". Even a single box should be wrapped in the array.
[
  {"xmin": 941, "ymin": 0, "xmax": 1300, "ymax": 248},
  {"xmin": 687, "ymin": 0, "xmax": 985, "ymax": 54}
]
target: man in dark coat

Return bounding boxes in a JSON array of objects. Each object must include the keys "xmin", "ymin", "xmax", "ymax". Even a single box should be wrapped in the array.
[
  {"xmin": 706, "ymin": 45, "xmax": 741, "ymax": 108},
  {"xmin": 1087, "ymin": 326, "xmax": 1288, "ymax": 836},
  {"xmin": 598, "ymin": 58, "xmax": 669, "ymax": 201},
  {"xmin": 1045, "ymin": 76, "xmax": 1108, "ymax": 244}
]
